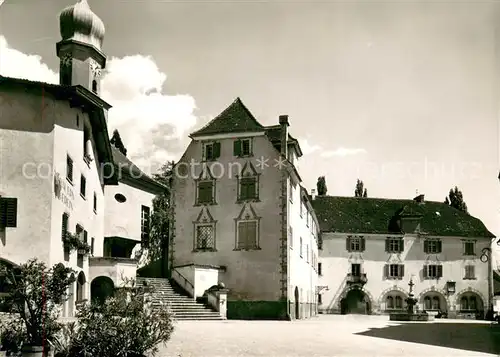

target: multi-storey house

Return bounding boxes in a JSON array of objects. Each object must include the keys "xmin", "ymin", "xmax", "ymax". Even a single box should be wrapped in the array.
[
  {"xmin": 0, "ymin": 0, "xmax": 164, "ymax": 315},
  {"xmin": 313, "ymin": 193, "xmax": 496, "ymax": 319},
  {"xmin": 170, "ymin": 98, "xmax": 319, "ymax": 319}
]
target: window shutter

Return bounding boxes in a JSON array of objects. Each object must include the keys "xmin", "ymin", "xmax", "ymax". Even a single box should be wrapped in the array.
[
  {"xmin": 384, "ymin": 264, "xmax": 389, "ymax": 278},
  {"xmin": 436, "ymin": 240, "xmax": 442, "ymax": 254},
  {"xmin": 437, "ymin": 265, "xmax": 443, "ymax": 278},
  {"xmin": 233, "ymin": 140, "xmax": 241, "ymax": 156},
  {"xmin": 423, "ymin": 240, "xmax": 429, "ymax": 254},
  {"xmin": 1, "ymin": 198, "xmax": 18, "ymax": 227},
  {"xmin": 398, "ymin": 239, "xmax": 404, "ymax": 252},
  {"xmin": 213, "ymin": 142, "xmax": 221, "ymax": 158},
  {"xmin": 61, "ymin": 213, "xmax": 68, "ymax": 240},
  {"xmin": 423, "ymin": 265, "xmax": 428, "ymax": 279},
  {"xmin": 385, "ymin": 238, "xmax": 390, "ymax": 252},
  {"xmin": 247, "ymin": 222, "xmax": 257, "ymax": 248},
  {"xmin": 83, "ymin": 230, "xmax": 88, "ymax": 244},
  {"xmin": 346, "ymin": 237, "xmax": 351, "ymax": 252},
  {"xmin": 202, "ymin": 143, "xmax": 206, "ymax": 160},
  {"xmin": 470, "ymin": 265, "xmax": 475, "ymax": 278},
  {"xmin": 399, "ymin": 264, "xmax": 405, "ymax": 278},
  {"xmin": 238, "ymin": 223, "xmax": 246, "ymax": 249},
  {"xmin": 360, "ymin": 237, "xmax": 365, "ymax": 252}
]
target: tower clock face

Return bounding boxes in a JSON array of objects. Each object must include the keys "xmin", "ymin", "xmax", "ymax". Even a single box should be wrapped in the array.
[
  {"xmin": 61, "ymin": 54, "xmax": 72, "ymax": 67},
  {"xmin": 89, "ymin": 59, "xmax": 102, "ymax": 78}
]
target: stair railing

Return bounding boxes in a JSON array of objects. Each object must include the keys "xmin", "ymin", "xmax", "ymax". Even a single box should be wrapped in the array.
[{"xmin": 172, "ymin": 268, "xmax": 195, "ymax": 299}]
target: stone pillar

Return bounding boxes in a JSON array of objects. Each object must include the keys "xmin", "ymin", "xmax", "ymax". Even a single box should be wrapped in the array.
[{"xmin": 215, "ymin": 288, "xmax": 229, "ymax": 319}]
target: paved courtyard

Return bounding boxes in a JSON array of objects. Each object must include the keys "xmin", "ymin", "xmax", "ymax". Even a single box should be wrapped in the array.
[{"xmin": 160, "ymin": 315, "xmax": 500, "ymax": 357}]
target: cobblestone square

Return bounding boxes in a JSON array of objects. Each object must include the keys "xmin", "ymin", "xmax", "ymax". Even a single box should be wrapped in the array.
[{"xmin": 160, "ymin": 315, "xmax": 500, "ymax": 357}]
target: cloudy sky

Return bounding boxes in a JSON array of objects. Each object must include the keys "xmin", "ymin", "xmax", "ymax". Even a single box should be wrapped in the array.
[{"xmin": 1, "ymin": 0, "xmax": 499, "ymax": 259}]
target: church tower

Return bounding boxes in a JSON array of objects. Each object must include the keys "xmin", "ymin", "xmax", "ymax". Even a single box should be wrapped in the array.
[{"xmin": 56, "ymin": 0, "xmax": 106, "ymax": 96}]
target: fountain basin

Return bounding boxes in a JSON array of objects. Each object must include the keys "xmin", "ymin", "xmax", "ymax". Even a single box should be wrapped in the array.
[{"xmin": 389, "ymin": 312, "xmax": 433, "ymax": 321}]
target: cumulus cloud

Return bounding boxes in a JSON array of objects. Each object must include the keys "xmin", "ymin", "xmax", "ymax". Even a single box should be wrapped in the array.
[
  {"xmin": 320, "ymin": 147, "xmax": 367, "ymax": 157},
  {"xmin": 299, "ymin": 139, "xmax": 321, "ymax": 155},
  {"xmin": 0, "ymin": 36, "xmax": 198, "ymax": 174}
]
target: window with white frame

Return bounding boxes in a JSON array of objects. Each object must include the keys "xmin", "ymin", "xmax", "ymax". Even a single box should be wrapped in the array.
[{"xmin": 462, "ymin": 240, "xmax": 475, "ymax": 256}]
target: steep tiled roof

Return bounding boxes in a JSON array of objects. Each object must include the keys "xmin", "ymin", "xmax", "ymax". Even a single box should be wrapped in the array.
[
  {"xmin": 190, "ymin": 97, "xmax": 264, "ymax": 137},
  {"xmin": 312, "ymin": 196, "xmax": 495, "ymax": 238},
  {"xmin": 111, "ymin": 147, "xmax": 167, "ymax": 193}
]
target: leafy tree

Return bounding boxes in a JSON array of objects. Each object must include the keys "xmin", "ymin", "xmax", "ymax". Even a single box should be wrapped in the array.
[
  {"xmin": 317, "ymin": 176, "xmax": 327, "ymax": 196},
  {"xmin": 137, "ymin": 162, "xmax": 173, "ymax": 274},
  {"xmin": 355, "ymin": 179, "xmax": 368, "ymax": 198},
  {"xmin": 110, "ymin": 129, "xmax": 127, "ymax": 156},
  {"xmin": 444, "ymin": 197, "xmax": 450, "ymax": 205},
  {"xmin": 0, "ymin": 259, "xmax": 75, "ymax": 349},
  {"xmin": 445, "ymin": 186, "xmax": 468, "ymax": 214}
]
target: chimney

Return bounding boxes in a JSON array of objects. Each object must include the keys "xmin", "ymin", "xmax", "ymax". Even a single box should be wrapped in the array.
[
  {"xmin": 413, "ymin": 194, "xmax": 425, "ymax": 203},
  {"xmin": 311, "ymin": 188, "xmax": 316, "ymax": 200},
  {"xmin": 279, "ymin": 115, "xmax": 289, "ymax": 159}
]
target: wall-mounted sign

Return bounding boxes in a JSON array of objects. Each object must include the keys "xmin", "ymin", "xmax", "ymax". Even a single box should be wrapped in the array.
[{"xmin": 54, "ymin": 172, "xmax": 74, "ymax": 210}]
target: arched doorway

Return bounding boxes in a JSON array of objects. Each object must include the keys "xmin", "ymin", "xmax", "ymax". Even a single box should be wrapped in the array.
[
  {"xmin": 76, "ymin": 271, "xmax": 86, "ymax": 302},
  {"xmin": 91, "ymin": 276, "xmax": 115, "ymax": 305},
  {"xmin": 294, "ymin": 286, "xmax": 299, "ymax": 319},
  {"xmin": 341, "ymin": 288, "xmax": 371, "ymax": 314}
]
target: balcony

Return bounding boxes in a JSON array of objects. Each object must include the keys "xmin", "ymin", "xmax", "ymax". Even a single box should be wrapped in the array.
[{"xmin": 346, "ymin": 273, "xmax": 367, "ymax": 285}]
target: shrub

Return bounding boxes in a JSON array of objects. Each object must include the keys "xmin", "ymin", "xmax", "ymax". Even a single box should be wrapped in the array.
[
  {"xmin": 53, "ymin": 278, "xmax": 175, "ymax": 357},
  {"xmin": 0, "ymin": 259, "xmax": 75, "ymax": 349}
]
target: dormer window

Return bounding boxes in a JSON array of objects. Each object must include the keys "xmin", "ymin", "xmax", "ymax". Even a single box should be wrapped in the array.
[
  {"xmin": 202, "ymin": 142, "xmax": 221, "ymax": 161},
  {"xmin": 234, "ymin": 138, "xmax": 252, "ymax": 157}
]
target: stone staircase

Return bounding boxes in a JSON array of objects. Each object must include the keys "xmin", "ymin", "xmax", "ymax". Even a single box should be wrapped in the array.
[{"xmin": 136, "ymin": 277, "xmax": 223, "ymax": 320}]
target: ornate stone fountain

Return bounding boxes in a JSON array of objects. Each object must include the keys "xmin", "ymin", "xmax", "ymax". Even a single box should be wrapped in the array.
[{"xmin": 389, "ymin": 277, "xmax": 431, "ymax": 321}]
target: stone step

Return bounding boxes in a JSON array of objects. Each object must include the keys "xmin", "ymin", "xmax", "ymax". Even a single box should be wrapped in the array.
[
  {"xmin": 173, "ymin": 312, "xmax": 221, "ymax": 317},
  {"xmin": 175, "ymin": 316, "xmax": 224, "ymax": 320}
]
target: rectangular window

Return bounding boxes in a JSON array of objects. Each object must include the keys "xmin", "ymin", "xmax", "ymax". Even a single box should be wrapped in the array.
[
  {"xmin": 80, "ymin": 175, "xmax": 86, "ymax": 198},
  {"xmin": 424, "ymin": 239, "xmax": 442, "ymax": 254},
  {"xmin": 289, "ymin": 181, "xmax": 293, "ymax": 202},
  {"xmin": 91, "ymin": 237, "xmax": 95, "ymax": 255},
  {"xmin": 306, "ymin": 244, "xmax": 309, "ymax": 263},
  {"xmin": 463, "ymin": 241, "xmax": 475, "ymax": 256},
  {"xmin": 93, "ymin": 193, "xmax": 97, "ymax": 213},
  {"xmin": 424, "ymin": 264, "xmax": 443, "ymax": 279},
  {"xmin": 237, "ymin": 221, "xmax": 258, "ymax": 250},
  {"xmin": 0, "ymin": 197, "xmax": 18, "ymax": 228},
  {"xmin": 351, "ymin": 263, "xmax": 361, "ymax": 277},
  {"xmin": 299, "ymin": 237, "xmax": 303, "ymax": 257},
  {"xmin": 346, "ymin": 236, "xmax": 365, "ymax": 252},
  {"xmin": 386, "ymin": 264, "xmax": 404, "ymax": 279},
  {"xmin": 197, "ymin": 181, "xmax": 214, "ymax": 204},
  {"xmin": 317, "ymin": 293, "xmax": 322, "ymax": 305},
  {"xmin": 66, "ymin": 155, "xmax": 73, "ymax": 183},
  {"xmin": 385, "ymin": 237, "xmax": 404, "ymax": 253},
  {"xmin": 61, "ymin": 213, "xmax": 69, "ymax": 241},
  {"xmin": 141, "ymin": 205, "xmax": 150, "ymax": 245},
  {"xmin": 195, "ymin": 225, "xmax": 215, "ymax": 251},
  {"xmin": 464, "ymin": 265, "xmax": 475, "ymax": 279},
  {"xmin": 203, "ymin": 142, "xmax": 220, "ymax": 161},
  {"xmin": 76, "ymin": 224, "xmax": 83, "ymax": 240},
  {"xmin": 318, "ymin": 262, "xmax": 322, "ymax": 275},
  {"xmin": 300, "ymin": 201, "xmax": 303, "ymax": 217},
  {"xmin": 239, "ymin": 177, "xmax": 258, "ymax": 200},
  {"xmin": 233, "ymin": 138, "xmax": 252, "ymax": 157},
  {"xmin": 289, "ymin": 226, "xmax": 293, "ymax": 249},
  {"xmin": 83, "ymin": 126, "xmax": 90, "ymax": 158}
]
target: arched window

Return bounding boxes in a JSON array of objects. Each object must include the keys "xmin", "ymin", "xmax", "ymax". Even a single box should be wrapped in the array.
[
  {"xmin": 432, "ymin": 296, "xmax": 440, "ymax": 310},
  {"xmin": 386, "ymin": 296, "xmax": 394, "ymax": 309},
  {"xmin": 461, "ymin": 297, "xmax": 468, "ymax": 310},
  {"xmin": 424, "ymin": 296, "xmax": 431, "ymax": 310},
  {"xmin": 395, "ymin": 296, "xmax": 403, "ymax": 309},
  {"xmin": 92, "ymin": 80, "xmax": 98, "ymax": 94}
]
